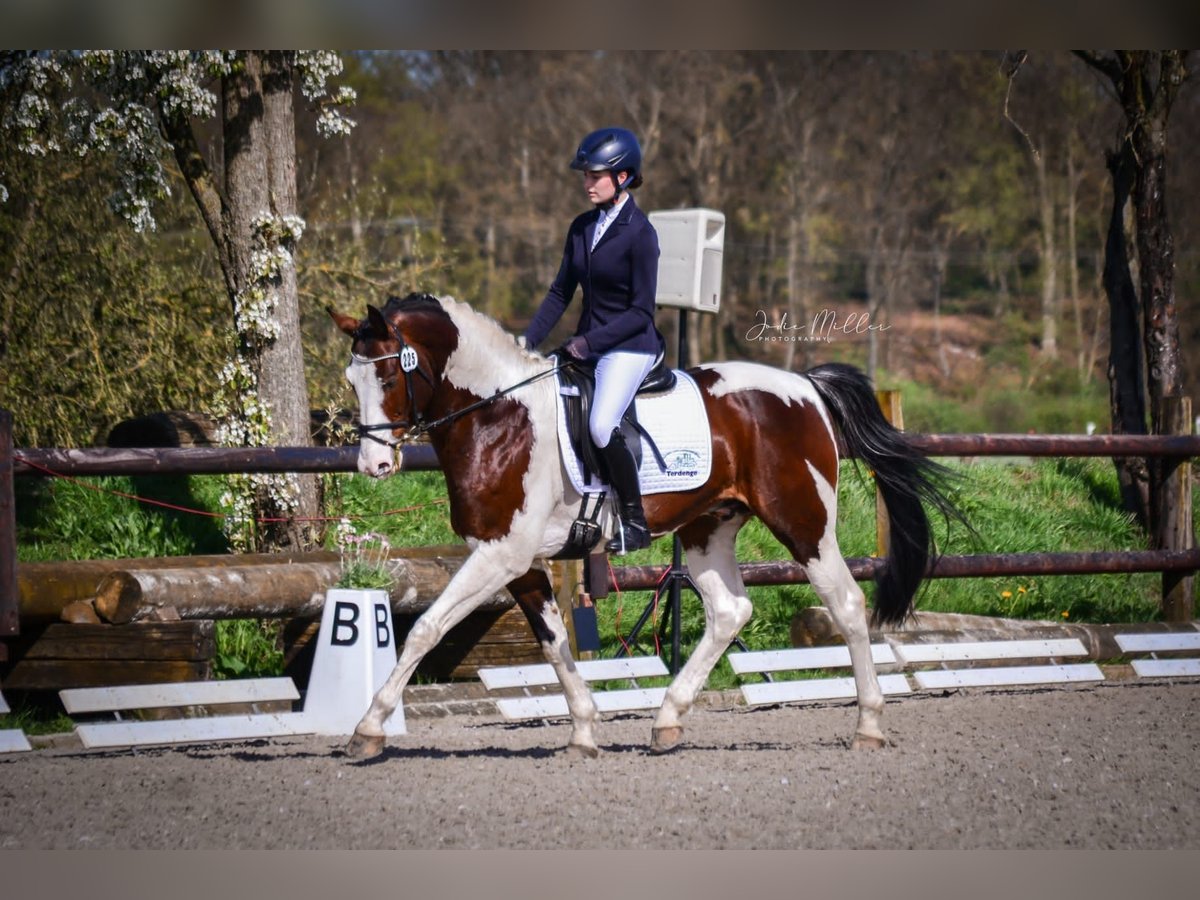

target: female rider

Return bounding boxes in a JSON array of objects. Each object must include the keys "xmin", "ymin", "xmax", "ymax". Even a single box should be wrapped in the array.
[{"xmin": 522, "ymin": 127, "xmax": 664, "ymax": 554}]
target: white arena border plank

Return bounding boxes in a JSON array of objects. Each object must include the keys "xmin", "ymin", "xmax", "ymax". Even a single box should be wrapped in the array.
[
  {"xmin": 60, "ymin": 677, "xmax": 299, "ymax": 715},
  {"xmin": 727, "ymin": 643, "xmax": 896, "ymax": 675},
  {"xmin": 1115, "ymin": 633, "xmax": 1200, "ymax": 679},
  {"xmin": 75, "ymin": 711, "xmax": 311, "ymax": 750},
  {"xmin": 912, "ymin": 663, "xmax": 1104, "ymax": 690},
  {"xmin": 480, "ymin": 656, "xmax": 670, "ymax": 721},
  {"xmin": 1115, "ymin": 633, "xmax": 1200, "ymax": 653},
  {"xmin": 0, "ymin": 690, "xmax": 32, "ymax": 753},
  {"xmin": 891, "ymin": 638, "xmax": 1088, "ymax": 665},
  {"xmin": 478, "ymin": 656, "xmax": 668, "ymax": 690},
  {"xmin": 1129, "ymin": 659, "xmax": 1200, "ymax": 678},
  {"xmin": 728, "ymin": 645, "xmax": 905, "ymax": 707},
  {"xmin": 497, "ymin": 688, "xmax": 668, "ymax": 721},
  {"xmin": 61, "ymin": 678, "xmax": 310, "ymax": 750},
  {"xmin": 0, "ymin": 729, "xmax": 32, "ymax": 753},
  {"xmin": 741, "ymin": 673, "xmax": 911, "ymax": 706}
]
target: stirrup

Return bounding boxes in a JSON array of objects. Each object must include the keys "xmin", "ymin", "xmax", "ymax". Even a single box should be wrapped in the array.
[{"xmin": 606, "ymin": 519, "xmax": 650, "ymax": 555}]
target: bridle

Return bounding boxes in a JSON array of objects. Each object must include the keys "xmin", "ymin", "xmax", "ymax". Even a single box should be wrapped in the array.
[
  {"xmin": 352, "ymin": 313, "xmax": 570, "ymax": 448},
  {"xmin": 351, "ymin": 312, "xmax": 435, "ymax": 448}
]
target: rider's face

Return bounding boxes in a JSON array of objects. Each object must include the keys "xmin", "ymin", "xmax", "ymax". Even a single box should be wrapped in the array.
[{"xmin": 583, "ymin": 169, "xmax": 624, "ymax": 205}]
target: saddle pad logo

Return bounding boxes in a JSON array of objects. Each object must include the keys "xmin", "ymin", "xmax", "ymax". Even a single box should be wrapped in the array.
[{"xmin": 663, "ymin": 449, "xmax": 701, "ymax": 478}]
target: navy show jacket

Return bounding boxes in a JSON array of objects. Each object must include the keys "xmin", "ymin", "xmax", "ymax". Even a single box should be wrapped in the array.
[{"xmin": 524, "ymin": 195, "xmax": 663, "ymax": 358}]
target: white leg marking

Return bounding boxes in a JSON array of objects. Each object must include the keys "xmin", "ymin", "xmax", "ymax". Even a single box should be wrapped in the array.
[
  {"xmin": 354, "ymin": 544, "xmax": 532, "ymax": 736},
  {"xmin": 653, "ymin": 515, "xmax": 751, "ymax": 735},
  {"xmin": 532, "ymin": 598, "xmax": 600, "ymax": 752},
  {"xmin": 804, "ymin": 461, "xmax": 885, "ymax": 744}
]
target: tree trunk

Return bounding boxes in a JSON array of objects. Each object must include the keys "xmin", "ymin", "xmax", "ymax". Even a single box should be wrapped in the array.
[
  {"xmin": 222, "ymin": 52, "xmax": 317, "ymax": 550},
  {"xmin": 1066, "ymin": 145, "xmax": 1086, "ymax": 382},
  {"xmin": 261, "ymin": 51, "xmax": 319, "ymax": 547},
  {"xmin": 1102, "ymin": 142, "xmax": 1151, "ymax": 528},
  {"xmin": 1076, "ymin": 50, "xmax": 1190, "ymax": 539},
  {"xmin": 931, "ymin": 241, "xmax": 951, "ymax": 378},
  {"xmin": 1034, "ymin": 147, "xmax": 1059, "ymax": 358}
]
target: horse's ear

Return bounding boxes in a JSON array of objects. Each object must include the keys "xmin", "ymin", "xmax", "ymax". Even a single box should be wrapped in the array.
[
  {"xmin": 327, "ymin": 306, "xmax": 360, "ymax": 338},
  {"xmin": 365, "ymin": 305, "xmax": 390, "ymax": 338}
]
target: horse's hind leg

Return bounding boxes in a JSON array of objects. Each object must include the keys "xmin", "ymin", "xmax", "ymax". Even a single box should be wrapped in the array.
[
  {"xmin": 763, "ymin": 464, "xmax": 886, "ymax": 749},
  {"xmin": 803, "ymin": 546, "xmax": 886, "ymax": 748},
  {"xmin": 509, "ymin": 567, "xmax": 601, "ymax": 757},
  {"xmin": 650, "ymin": 510, "xmax": 751, "ymax": 754}
]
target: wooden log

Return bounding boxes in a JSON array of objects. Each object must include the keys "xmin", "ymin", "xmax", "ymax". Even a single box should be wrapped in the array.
[
  {"xmin": 3, "ymin": 659, "xmax": 210, "ymax": 691},
  {"xmin": 18, "ymin": 551, "xmax": 340, "ymax": 625},
  {"xmin": 22, "ymin": 622, "xmax": 214, "ymax": 662},
  {"xmin": 1, "ymin": 621, "xmax": 214, "ymax": 691},
  {"xmin": 94, "ymin": 553, "xmax": 515, "ymax": 624},
  {"xmin": 17, "ymin": 545, "xmax": 466, "ymax": 625}
]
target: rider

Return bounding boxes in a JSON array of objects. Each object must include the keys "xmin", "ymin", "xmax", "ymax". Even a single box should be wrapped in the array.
[{"xmin": 522, "ymin": 127, "xmax": 665, "ymax": 554}]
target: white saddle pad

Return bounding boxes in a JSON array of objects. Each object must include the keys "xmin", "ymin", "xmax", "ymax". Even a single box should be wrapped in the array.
[{"xmin": 556, "ymin": 369, "xmax": 712, "ymax": 496}]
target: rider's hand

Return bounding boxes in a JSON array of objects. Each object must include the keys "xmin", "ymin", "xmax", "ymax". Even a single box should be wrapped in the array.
[{"xmin": 558, "ymin": 335, "xmax": 590, "ymax": 361}]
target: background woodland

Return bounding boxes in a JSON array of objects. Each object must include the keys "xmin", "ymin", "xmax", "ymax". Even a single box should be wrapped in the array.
[{"xmin": 3, "ymin": 50, "xmax": 1198, "ymax": 449}]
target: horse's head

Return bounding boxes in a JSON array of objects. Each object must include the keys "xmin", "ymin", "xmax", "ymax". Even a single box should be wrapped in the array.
[{"xmin": 328, "ymin": 293, "xmax": 457, "ymax": 478}]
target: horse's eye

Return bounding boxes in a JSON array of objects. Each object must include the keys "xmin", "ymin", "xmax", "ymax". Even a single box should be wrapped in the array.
[{"xmin": 381, "ymin": 379, "xmax": 396, "ymax": 391}]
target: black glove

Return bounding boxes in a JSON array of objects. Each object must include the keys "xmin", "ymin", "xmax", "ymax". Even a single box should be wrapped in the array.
[{"xmin": 557, "ymin": 335, "xmax": 591, "ymax": 361}]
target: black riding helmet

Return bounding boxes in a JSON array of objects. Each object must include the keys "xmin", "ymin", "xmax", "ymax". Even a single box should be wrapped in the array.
[{"xmin": 570, "ymin": 127, "xmax": 642, "ymax": 191}]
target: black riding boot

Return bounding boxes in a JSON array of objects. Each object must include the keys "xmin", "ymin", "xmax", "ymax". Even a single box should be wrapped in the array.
[{"xmin": 598, "ymin": 428, "xmax": 651, "ymax": 554}]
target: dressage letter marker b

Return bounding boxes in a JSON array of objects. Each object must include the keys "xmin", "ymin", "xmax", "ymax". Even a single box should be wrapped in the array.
[
  {"xmin": 331, "ymin": 602, "xmax": 359, "ymax": 646},
  {"xmin": 301, "ymin": 588, "xmax": 406, "ymax": 737}
]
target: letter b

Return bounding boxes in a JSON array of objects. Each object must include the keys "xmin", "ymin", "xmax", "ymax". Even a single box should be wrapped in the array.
[
  {"xmin": 374, "ymin": 603, "xmax": 391, "ymax": 648},
  {"xmin": 331, "ymin": 601, "xmax": 359, "ymax": 646}
]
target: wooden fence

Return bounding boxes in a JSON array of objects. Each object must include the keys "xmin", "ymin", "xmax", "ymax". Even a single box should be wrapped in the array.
[{"xmin": 2, "ymin": 406, "xmax": 1197, "ymax": 648}]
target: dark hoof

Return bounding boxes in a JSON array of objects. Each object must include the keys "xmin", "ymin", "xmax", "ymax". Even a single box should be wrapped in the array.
[
  {"xmin": 345, "ymin": 730, "xmax": 386, "ymax": 760},
  {"xmin": 565, "ymin": 742, "xmax": 600, "ymax": 759},
  {"xmin": 850, "ymin": 732, "xmax": 887, "ymax": 750},
  {"xmin": 650, "ymin": 726, "xmax": 684, "ymax": 754}
]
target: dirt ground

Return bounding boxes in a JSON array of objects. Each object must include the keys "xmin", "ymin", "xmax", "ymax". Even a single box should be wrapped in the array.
[{"xmin": 2, "ymin": 678, "xmax": 1197, "ymax": 850}]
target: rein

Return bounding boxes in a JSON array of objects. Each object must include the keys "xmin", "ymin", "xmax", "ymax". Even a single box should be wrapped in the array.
[{"xmin": 355, "ymin": 340, "xmax": 573, "ymax": 446}]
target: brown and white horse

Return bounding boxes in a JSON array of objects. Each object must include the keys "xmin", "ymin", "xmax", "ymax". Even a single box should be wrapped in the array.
[{"xmin": 328, "ymin": 292, "xmax": 961, "ymax": 759}]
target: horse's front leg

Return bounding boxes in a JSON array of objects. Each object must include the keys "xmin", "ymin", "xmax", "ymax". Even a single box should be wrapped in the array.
[
  {"xmin": 345, "ymin": 545, "xmax": 533, "ymax": 760},
  {"xmin": 509, "ymin": 567, "xmax": 601, "ymax": 757}
]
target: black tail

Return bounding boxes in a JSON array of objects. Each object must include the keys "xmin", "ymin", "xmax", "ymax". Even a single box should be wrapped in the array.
[{"xmin": 806, "ymin": 363, "xmax": 965, "ymax": 626}]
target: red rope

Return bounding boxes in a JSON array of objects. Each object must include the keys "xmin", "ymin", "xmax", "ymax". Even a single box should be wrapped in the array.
[
  {"xmin": 17, "ymin": 458, "xmax": 448, "ymax": 524},
  {"xmin": 608, "ymin": 556, "xmax": 669, "ymax": 658}
]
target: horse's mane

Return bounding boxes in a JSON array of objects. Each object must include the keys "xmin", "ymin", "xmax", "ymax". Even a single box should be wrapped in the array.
[
  {"xmin": 382, "ymin": 292, "xmax": 450, "ymax": 319},
  {"xmin": 388, "ymin": 292, "xmax": 545, "ymax": 383}
]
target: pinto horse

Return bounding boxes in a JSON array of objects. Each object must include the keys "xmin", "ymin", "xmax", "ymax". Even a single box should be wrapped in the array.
[{"xmin": 328, "ymin": 292, "xmax": 961, "ymax": 759}]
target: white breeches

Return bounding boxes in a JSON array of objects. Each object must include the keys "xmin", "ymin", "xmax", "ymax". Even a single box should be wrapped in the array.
[{"xmin": 590, "ymin": 351, "xmax": 656, "ymax": 447}]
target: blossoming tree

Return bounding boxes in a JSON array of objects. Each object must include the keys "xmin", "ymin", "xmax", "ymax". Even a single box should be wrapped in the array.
[{"xmin": 1, "ymin": 50, "xmax": 356, "ymax": 551}]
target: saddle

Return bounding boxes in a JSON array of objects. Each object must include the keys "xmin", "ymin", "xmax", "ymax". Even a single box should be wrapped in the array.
[
  {"xmin": 552, "ymin": 352, "xmax": 676, "ymax": 559},
  {"xmin": 556, "ymin": 352, "xmax": 675, "ymax": 484}
]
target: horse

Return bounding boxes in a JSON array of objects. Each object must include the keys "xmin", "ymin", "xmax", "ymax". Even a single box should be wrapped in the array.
[{"xmin": 327, "ymin": 292, "xmax": 962, "ymax": 759}]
